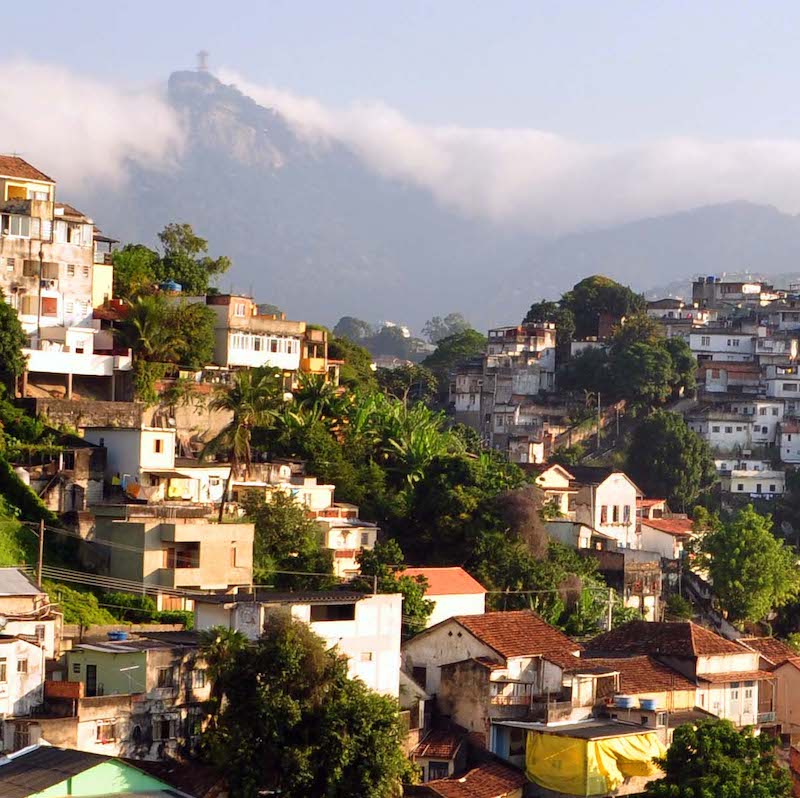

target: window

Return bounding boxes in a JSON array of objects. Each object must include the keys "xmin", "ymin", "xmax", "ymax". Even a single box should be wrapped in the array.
[
  {"xmin": 42, "ymin": 219, "xmax": 52, "ymax": 240},
  {"xmin": 41, "ymin": 297, "xmax": 58, "ymax": 316},
  {"xmin": 361, "ymin": 532, "xmax": 370, "ymax": 546},
  {"xmin": 770, "ymin": 484, "xmax": 777, "ymax": 492},
  {"xmin": 309, "ymin": 603, "xmax": 356, "ymax": 622},
  {"xmin": 3, "ymin": 214, "xmax": 31, "ymax": 237},
  {"xmin": 270, "ymin": 339, "xmax": 279, "ymax": 353},
  {"xmin": 13, "ymin": 725, "xmax": 30, "ymax": 751},
  {"xmin": 0, "ymin": 658, "xmax": 6, "ymax": 683},
  {"xmin": 783, "ymin": 383, "xmax": 798, "ymax": 392},
  {"xmin": 360, "ymin": 651, "xmax": 374, "ymax": 662},
  {"xmin": 725, "ymin": 426, "xmax": 733, "ymax": 434},
  {"xmin": 600, "ymin": 505, "xmax": 608, "ymax": 524},
  {"xmin": 153, "ymin": 438, "xmax": 163, "ymax": 454},
  {"xmin": 756, "ymin": 484, "xmax": 762, "ymax": 494},
  {"xmin": 234, "ymin": 302, "xmax": 246, "ymax": 317},
  {"xmin": 623, "ymin": 505, "xmax": 631, "ymax": 523},
  {"xmin": 412, "ymin": 666, "xmax": 427, "ymax": 686},
  {"xmin": 760, "ymin": 407, "xmax": 767, "ymax": 416},
  {"xmin": 5, "ymin": 257, "xmax": 14, "ymax": 273},
  {"xmin": 762, "ymin": 426, "xmax": 768, "ymax": 434},
  {"xmin": 701, "ymin": 336, "xmax": 711, "ymax": 346},
  {"xmin": 67, "ymin": 264, "xmax": 75, "ymax": 277},
  {"xmin": 35, "ymin": 624, "xmax": 45, "ymax": 642},
  {"xmin": 737, "ymin": 483, "xmax": 744, "ymax": 491},
  {"xmin": 17, "ymin": 659, "xmax": 27, "ymax": 674},
  {"xmin": 96, "ymin": 720, "xmax": 117, "ymax": 743},
  {"xmin": 712, "ymin": 426, "xmax": 720, "ymax": 433},
  {"xmin": 153, "ymin": 716, "xmax": 177, "ymax": 740},
  {"xmin": 253, "ymin": 336, "xmax": 262, "ymax": 351},
  {"xmin": 191, "ymin": 669, "xmax": 207, "ymax": 688},
  {"xmin": 428, "ymin": 762, "xmax": 451, "ymax": 780},
  {"xmin": 82, "ymin": 265, "xmax": 89, "ymax": 277},
  {"xmin": 157, "ymin": 667, "xmax": 174, "ymax": 688},
  {"xmin": 72, "ymin": 662, "xmax": 81, "ymax": 674},
  {"xmin": 612, "ymin": 505, "xmax": 620, "ymax": 523},
  {"xmin": 736, "ymin": 426, "xmax": 743, "ymax": 432}
]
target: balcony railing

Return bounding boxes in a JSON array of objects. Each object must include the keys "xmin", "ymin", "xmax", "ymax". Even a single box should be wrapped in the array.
[
  {"xmin": 490, "ymin": 694, "xmax": 532, "ymax": 706},
  {"xmin": 758, "ymin": 711, "xmax": 777, "ymax": 724}
]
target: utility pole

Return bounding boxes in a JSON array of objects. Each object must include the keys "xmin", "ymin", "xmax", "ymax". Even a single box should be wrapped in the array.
[
  {"xmin": 36, "ymin": 246, "xmax": 44, "ymax": 348},
  {"xmin": 37, "ymin": 519, "xmax": 44, "ymax": 588},
  {"xmin": 607, "ymin": 587, "xmax": 614, "ymax": 631},
  {"xmin": 596, "ymin": 392, "xmax": 601, "ymax": 450}
]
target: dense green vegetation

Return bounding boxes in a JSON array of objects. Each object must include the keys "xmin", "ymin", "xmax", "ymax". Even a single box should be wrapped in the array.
[
  {"xmin": 0, "ymin": 291, "xmax": 27, "ymax": 391},
  {"xmin": 205, "ymin": 615, "xmax": 412, "ymax": 798},
  {"xmin": 647, "ymin": 718, "xmax": 790, "ymax": 798}
]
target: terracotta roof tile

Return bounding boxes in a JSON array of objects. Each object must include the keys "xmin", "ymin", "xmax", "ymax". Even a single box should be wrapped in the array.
[
  {"xmin": 696, "ymin": 670, "xmax": 773, "ymax": 683},
  {"xmin": 586, "ymin": 621, "xmax": 744, "ymax": 658},
  {"xmin": 567, "ymin": 655, "xmax": 696, "ymax": 693},
  {"xmin": 0, "ymin": 155, "xmax": 54, "ymax": 183},
  {"xmin": 455, "ymin": 610, "xmax": 581, "ymax": 665},
  {"xmin": 641, "ymin": 518, "xmax": 695, "ymax": 537},
  {"xmin": 740, "ymin": 637, "xmax": 796, "ymax": 667},
  {"xmin": 425, "ymin": 762, "xmax": 527, "ymax": 798},
  {"xmin": 413, "ymin": 730, "xmax": 465, "ymax": 760},
  {"xmin": 403, "ymin": 567, "xmax": 487, "ymax": 596}
]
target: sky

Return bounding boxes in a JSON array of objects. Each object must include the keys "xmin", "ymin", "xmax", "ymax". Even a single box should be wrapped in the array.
[{"xmin": 4, "ymin": 2, "xmax": 800, "ymax": 232}]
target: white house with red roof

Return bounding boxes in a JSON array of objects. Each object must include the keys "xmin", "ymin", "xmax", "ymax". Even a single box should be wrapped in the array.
[
  {"xmin": 640, "ymin": 516, "xmax": 695, "ymax": 560},
  {"xmin": 402, "ymin": 567, "xmax": 487, "ymax": 628}
]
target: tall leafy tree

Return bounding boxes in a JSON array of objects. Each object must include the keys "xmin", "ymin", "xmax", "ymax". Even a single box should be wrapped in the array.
[
  {"xmin": 694, "ymin": 505, "xmax": 800, "ymax": 623},
  {"xmin": 156, "ymin": 223, "xmax": 231, "ymax": 295},
  {"xmin": 198, "ymin": 626, "xmax": 247, "ymax": 723},
  {"xmin": 422, "ymin": 312, "xmax": 471, "ymax": 344},
  {"xmin": 111, "ymin": 244, "xmax": 160, "ymax": 300},
  {"xmin": 0, "ymin": 291, "xmax": 27, "ymax": 390},
  {"xmin": 612, "ymin": 342, "xmax": 675, "ymax": 406},
  {"xmin": 422, "ymin": 328, "xmax": 487, "ymax": 393},
  {"xmin": 647, "ymin": 718, "xmax": 790, "ymax": 798},
  {"xmin": 523, "ymin": 299, "xmax": 576, "ymax": 357},
  {"xmin": 333, "ymin": 316, "xmax": 374, "ymax": 341},
  {"xmin": 626, "ymin": 410, "xmax": 715, "ymax": 510},
  {"xmin": 209, "ymin": 613, "xmax": 411, "ymax": 798},
  {"xmin": 376, "ymin": 364, "xmax": 438, "ymax": 404},
  {"xmin": 561, "ymin": 275, "xmax": 646, "ymax": 338},
  {"xmin": 328, "ymin": 336, "xmax": 377, "ymax": 391}
]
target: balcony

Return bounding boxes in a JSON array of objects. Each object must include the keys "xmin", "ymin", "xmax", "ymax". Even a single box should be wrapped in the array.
[
  {"xmin": 758, "ymin": 711, "xmax": 777, "ymax": 724},
  {"xmin": 490, "ymin": 694, "xmax": 532, "ymax": 706},
  {"xmin": 93, "ymin": 251, "xmax": 113, "ymax": 265},
  {"xmin": 301, "ymin": 356, "xmax": 327, "ymax": 373}
]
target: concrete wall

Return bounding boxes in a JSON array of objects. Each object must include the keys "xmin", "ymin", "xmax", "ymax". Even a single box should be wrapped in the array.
[
  {"xmin": 0, "ymin": 638, "xmax": 44, "ymax": 716},
  {"xmin": 425, "ymin": 593, "xmax": 485, "ymax": 628}
]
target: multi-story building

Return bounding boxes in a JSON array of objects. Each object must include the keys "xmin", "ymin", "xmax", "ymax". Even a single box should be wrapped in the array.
[
  {"xmin": 692, "ymin": 276, "xmax": 781, "ymax": 309},
  {"xmin": 452, "ymin": 323, "xmax": 557, "ymax": 459},
  {"xmin": 194, "ymin": 589, "xmax": 402, "ymax": 696},
  {"xmin": 688, "ymin": 328, "xmax": 759, "ymax": 363},
  {"xmin": 0, "ymin": 155, "xmax": 131, "ymax": 400},
  {"xmin": 89, "ymin": 506, "xmax": 254, "ymax": 611},
  {"xmin": 401, "ymin": 567, "xmax": 487, "ymax": 628}
]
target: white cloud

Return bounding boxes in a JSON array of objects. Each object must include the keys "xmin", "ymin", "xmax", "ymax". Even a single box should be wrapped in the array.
[
  {"xmin": 0, "ymin": 60, "xmax": 183, "ymax": 194},
  {"xmin": 220, "ymin": 68, "xmax": 800, "ymax": 233}
]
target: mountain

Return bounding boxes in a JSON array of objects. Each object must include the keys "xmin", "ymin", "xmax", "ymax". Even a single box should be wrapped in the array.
[
  {"xmin": 77, "ymin": 70, "xmax": 536, "ymax": 330},
  {"xmin": 75, "ymin": 71, "xmax": 800, "ymax": 330}
]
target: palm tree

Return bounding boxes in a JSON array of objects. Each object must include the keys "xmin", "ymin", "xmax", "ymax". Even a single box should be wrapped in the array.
[
  {"xmin": 202, "ymin": 366, "xmax": 285, "ymax": 520},
  {"xmin": 115, "ymin": 294, "xmax": 180, "ymax": 362},
  {"xmin": 198, "ymin": 625, "xmax": 247, "ymax": 723}
]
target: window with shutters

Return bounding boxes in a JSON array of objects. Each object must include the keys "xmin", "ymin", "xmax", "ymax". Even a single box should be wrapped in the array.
[{"xmin": 41, "ymin": 297, "xmax": 58, "ymax": 316}]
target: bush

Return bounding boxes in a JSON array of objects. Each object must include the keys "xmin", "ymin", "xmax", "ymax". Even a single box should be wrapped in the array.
[{"xmin": 665, "ymin": 594, "xmax": 693, "ymax": 621}]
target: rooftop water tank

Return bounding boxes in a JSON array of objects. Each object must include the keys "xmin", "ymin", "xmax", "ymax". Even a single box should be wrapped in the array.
[
  {"xmin": 107, "ymin": 630, "xmax": 129, "ymax": 641},
  {"xmin": 160, "ymin": 280, "xmax": 182, "ymax": 293},
  {"xmin": 614, "ymin": 695, "xmax": 636, "ymax": 709},
  {"xmin": 640, "ymin": 698, "xmax": 657, "ymax": 711}
]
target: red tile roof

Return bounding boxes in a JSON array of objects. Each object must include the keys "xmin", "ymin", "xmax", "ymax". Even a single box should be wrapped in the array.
[
  {"xmin": 641, "ymin": 518, "xmax": 695, "ymax": 537},
  {"xmin": 567, "ymin": 655, "xmax": 696, "ymax": 693},
  {"xmin": 425, "ymin": 762, "xmax": 526, "ymax": 798},
  {"xmin": 586, "ymin": 621, "xmax": 744, "ymax": 658},
  {"xmin": 455, "ymin": 610, "xmax": 581, "ymax": 666},
  {"xmin": 740, "ymin": 637, "xmax": 796, "ymax": 667},
  {"xmin": 403, "ymin": 567, "xmax": 487, "ymax": 596},
  {"xmin": 0, "ymin": 155, "xmax": 54, "ymax": 183},
  {"xmin": 413, "ymin": 730, "xmax": 465, "ymax": 760},
  {"xmin": 637, "ymin": 498, "xmax": 666, "ymax": 508},
  {"xmin": 696, "ymin": 670, "xmax": 773, "ymax": 683}
]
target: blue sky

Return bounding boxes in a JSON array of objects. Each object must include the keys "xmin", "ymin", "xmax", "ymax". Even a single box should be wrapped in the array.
[{"xmin": 7, "ymin": 1, "xmax": 800, "ymax": 140}]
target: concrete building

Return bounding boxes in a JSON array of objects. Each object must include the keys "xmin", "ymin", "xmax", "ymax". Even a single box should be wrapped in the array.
[
  {"xmin": 568, "ymin": 467, "xmax": 642, "ymax": 550},
  {"xmin": 720, "ymin": 466, "xmax": 785, "ymax": 500},
  {"xmin": 194, "ymin": 590, "xmax": 402, "ymax": 697},
  {"xmin": 0, "ymin": 569, "xmax": 61, "ymax": 660},
  {"xmin": 90, "ymin": 506, "xmax": 254, "ymax": 611},
  {"xmin": 586, "ymin": 621, "xmax": 770, "ymax": 730},
  {"xmin": 779, "ymin": 420, "xmax": 800, "ymax": 463},
  {"xmin": 698, "ymin": 361, "xmax": 762, "ymax": 395},
  {"xmin": 692, "ymin": 276, "xmax": 780, "ymax": 309},
  {"xmin": 640, "ymin": 517, "xmax": 695, "ymax": 560},
  {"xmin": 686, "ymin": 409, "xmax": 756, "ymax": 454},
  {"xmin": 402, "ymin": 567, "xmax": 487, "ymax": 628},
  {"xmin": 688, "ymin": 328, "xmax": 759, "ymax": 363}
]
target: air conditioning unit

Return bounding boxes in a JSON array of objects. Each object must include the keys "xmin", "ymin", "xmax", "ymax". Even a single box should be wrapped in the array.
[{"xmin": 742, "ymin": 449, "xmax": 752, "ymax": 457}]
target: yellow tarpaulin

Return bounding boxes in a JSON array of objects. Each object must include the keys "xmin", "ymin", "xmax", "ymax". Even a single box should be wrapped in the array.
[{"xmin": 526, "ymin": 729, "xmax": 665, "ymax": 796}]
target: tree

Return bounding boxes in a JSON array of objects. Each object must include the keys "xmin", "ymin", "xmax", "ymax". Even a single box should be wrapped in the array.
[
  {"xmin": 665, "ymin": 594, "xmax": 693, "ymax": 621},
  {"xmin": 328, "ymin": 336, "xmax": 377, "ymax": 391},
  {"xmin": 493, "ymin": 486, "xmax": 549, "ymax": 559},
  {"xmin": 694, "ymin": 505, "xmax": 800, "ymax": 623},
  {"xmin": 664, "ymin": 336, "xmax": 697, "ymax": 396},
  {"xmin": 561, "ymin": 275, "xmax": 646, "ymax": 339},
  {"xmin": 333, "ymin": 316, "xmax": 373, "ymax": 341},
  {"xmin": 202, "ymin": 367, "xmax": 285, "ymax": 520},
  {"xmin": 523, "ymin": 300, "xmax": 576, "ymax": 357},
  {"xmin": 116, "ymin": 294, "xmax": 180, "ymax": 363},
  {"xmin": 209, "ymin": 613, "xmax": 411, "ymax": 798},
  {"xmin": 0, "ymin": 290, "xmax": 27, "ymax": 390},
  {"xmin": 626, "ymin": 410, "xmax": 716, "ymax": 510},
  {"xmin": 156, "ymin": 223, "xmax": 230, "ymax": 295},
  {"xmin": 376, "ymin": 364, "xmax": 438, "ymax": 404},
  {"xmin": 422, "ymin": 312, "xmax": 471, "ymax": 344},
  {"xmin": 422, "ymin": 328, "xmax": 487, "ymax": 392},
  {"xmin": 647, "ymin": 718, "xmax": 790, "ymax": 798},
  {"xmin": 111, "ymin": 244, "xmax": 160, "ymax": 300},
  {"xmin": 169, "ymin": 301, "xmax": 217, "ymax": 370},
  {"xmin": 612, "ymin": 342, "xmax": 674, "ymax": 407},
  {"xmin": 242, "ymin": 490, "xmax": 334, "ymax": 588},
  {"xmin": 357, "ymin": 539, "xmax": 433, "ymax": 636}
]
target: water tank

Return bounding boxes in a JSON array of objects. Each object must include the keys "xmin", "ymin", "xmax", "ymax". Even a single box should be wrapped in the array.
[
  {"xmin": 706, "ymin": 276, "xmax": 715, "ymax": 284},
  {"xmin": 614, "ymin": 695, "xmax": 636, "ymax": 709},
  {"xmin": 159, "ymin": 280, "xmax": 182, "ymax": 293},
  {"xmin": 107, "ymin": 630, "xmax": 129, "ymax": 641},
  {"xmin": 13, "ymin": 467, "xmax": 30, "ymax": 486},
  {"xmin": 640, "ymin": 698, "xmax": 657, "ymax": 711}
]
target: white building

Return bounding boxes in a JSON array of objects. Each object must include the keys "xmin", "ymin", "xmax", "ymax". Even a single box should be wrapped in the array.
[
  {"xmin": 765, "ymin": 364, "xmax": 800, "ymax": 402},
  {"xmin": 688, "ymin": 329, "xmax": 758, "ymax": 363},
  {"xmin": 194, "ymin": 590, "xmax": 402, "ymax": 697},
  {"xmin": 569, "ymin": 467, "xmax": 642, "ymax": 549},
  {"xmin": 719, "ymin": 463, "xmax": 786, "ymax": 499},
  {"xmin": 402, "ymin": 567, "xmax": 487, "ymax": 628},
  {"xmin": 0, "ymin": 570, "xmax": 60, "ymax": 660},
  {"xmin": 686, "ymin": 411, "xmax": 755, "ymax": 454},
  {"xmin": 640, "ymin": 518, "xmax": 694, "ymax": 560},
  {"xmin": 0, "ymin": 636, "xmax": 45, "ymax": 719},
  {"xmin": 727, "ymin": 399, "xmax": 784, "ymax": 446},
  {"xmin": 82, "ymin": 426, "xmax": 229, "ymax": 504},
  {"xmin": 779, "ymin": 421, "xmax": 800, "ymax": 464}
]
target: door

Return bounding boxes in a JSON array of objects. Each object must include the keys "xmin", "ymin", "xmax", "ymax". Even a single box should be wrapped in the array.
[
  {"xmin": 86, "ymin": 664, "xmax": 98, "ymax": 697},
  {"xmin": 729, "ymin": 682, "xmax": 740, "ymax": 721}
]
